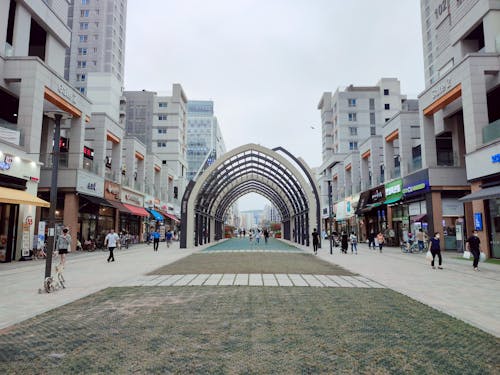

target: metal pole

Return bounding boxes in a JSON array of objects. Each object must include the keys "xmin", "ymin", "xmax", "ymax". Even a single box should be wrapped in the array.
[
  {"xmin": 329, "ymin": 182, "xmax": 333, "ymax": 255},
  {"xmin": 44, "ymin": 113, "xmax": 62, "ymax": 279}
]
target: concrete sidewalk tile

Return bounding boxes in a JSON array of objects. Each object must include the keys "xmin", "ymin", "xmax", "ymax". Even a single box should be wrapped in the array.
[
  {"xmin": 315, "ymin": 275, "xmax": 341, "ymax": 287},
  {"xmin": 188, "ymin": 274, "xmax": 210, "ymax": 286},
  {"xmin": 340, "ymin": 276, "xmax": 371, "ymax": 288},
  {"xmin": 141, "ymin": 275, "xmax": 165, "ymax": 286},
  {"xmin": 158, "ymin": 274, "xmax": 185, "ymax": 286},
  {"xmin": 234, "ymin": 274, "xmax": 249, "ymax": 286},
  {"xmin": 275, "ymin": 274, "xmax": 293, "ymax": 286},
  {"xmin": 301, "ymin": 274, "xmax": 325, "ymax": 287},
  {"xmin": 219, "ymin": 274, "xmax": 236, "ymax": 286},
  {"xmin": 249, "ymin": 274, "xmax": 263, "ymax": 286},
  {"xmin": 326, "ymin": 275, "xmax": 355, "ymax": 287},
  {"xmin": 262, "ymin": 274, "xmax": 279, "ymax": 286},
  {"xmin": 149, "ymin": 275, "xmax": 175, "ymax": 286},
  {"xmin": 288, "ymin": 274, "xmax": 309, "ymax": 287},
  {"xmin": 120, "ymin": 276, "xmax": 155, "ymax": 286},
  {"xmin": 173, "ymin": 274, "xmax": 198, "ymax": 286},
  {"xmin": 203, "ymin": 274, "xmax": 223, "ymax": 286}
]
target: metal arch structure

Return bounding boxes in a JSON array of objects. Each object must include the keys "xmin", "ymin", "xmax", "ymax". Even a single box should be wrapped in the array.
[{"xmin": 180, "ymin": 144, "xmax": 320, "ymax": 249}]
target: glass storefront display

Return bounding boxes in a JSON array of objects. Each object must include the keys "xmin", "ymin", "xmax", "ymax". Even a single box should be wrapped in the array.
[
  {"xmin": 0, "ymin": 204, "xmax": 18, "ymax": 262},
  {"xmin": 489, "ymin": 198, "xmax": 500, "ymax": 258}
]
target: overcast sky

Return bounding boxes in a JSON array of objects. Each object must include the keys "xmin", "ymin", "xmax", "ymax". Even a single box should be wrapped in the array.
[{"xmin": 124, "ymin": 0, "xmax": 424, "ymax": 211}]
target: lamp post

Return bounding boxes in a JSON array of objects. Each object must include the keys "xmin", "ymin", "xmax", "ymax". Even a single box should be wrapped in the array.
[
  {"xmin": 328, "ymin": 181, "xmax": 333, "ymax": 254},
  {"xmin": 44, "ymin": 111, "xmax": 72, "ymax": 281}
]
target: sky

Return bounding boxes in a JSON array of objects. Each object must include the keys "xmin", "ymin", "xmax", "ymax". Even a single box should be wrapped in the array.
[{"xmin": 124, "ymin": 0, "xmax": 425, "ymax": 211}]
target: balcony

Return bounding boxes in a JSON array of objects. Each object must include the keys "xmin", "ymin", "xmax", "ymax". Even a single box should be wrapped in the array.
[
  {"xmin": 105, "ymin": 170, "xmax": 119, "ymax": 183},
  {"xmin": 0, "ymin": 121, "xmax": 22, "ymax": 146},
  {"xmin": 408, "ymin": 156, "xmax": 423, "ymax": 173},
  {"xmin": 390, "ymin": 166, "xmax": 401, "ymax": 179},
  {"xmin": 483, "ymin": 119, "xmax": 500, "ymax": 144}
]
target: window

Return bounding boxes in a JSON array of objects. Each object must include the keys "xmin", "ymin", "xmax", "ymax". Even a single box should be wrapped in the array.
[
  {"xmin": 348, "ymin": 98, "xmax": 356, "ymax": 107},
  {"xmin": 370, "ymin": 126, "xmax": 376, "ymax": 136},
  {"xmin": 158, "ymin": 128, "xmax": 167, "ymax": 134},
  {"xmin": 78, "ymin": 48, "xmax": 87, "ymax": 55},
  {"xmin": 349, "ymin": 127, "xmax": 358, "ymax": 136},
  {"xmin": 79, "ymin": 35, "xmax": 88, "ymax": 42},
  {"xmin": 370, "ymin": 112, "xmax": 375, "ymax": 125},
  {"xmin": 77, "ymin": 61, "xmax": 87, "ymax": 68},
  {"xmin": 80, "ymin": 22, "xmax": 89, "ymax": 30},
  {"xmin": 369, "ymin": 98, "xmax": 375, "ymax": 110},
  {"xmin": 77, "ymin": 87, "xmax": 85, "ymax": 94},
  {"xmin": 81, "ymin": 0, "xmax": 90, "ymax": 4},
  {"xmin": 93, "ymin": 34, "xmax": 99, "ymax": 40},
  {"xmin": 80, "ymin": 9, "xmax": 90, "ymax": 17},
  {"xmin": 348, "ymin": 113, "xmax": 357, "ymax": 122},
  {"xmin": 384, "ymin": 103, "xmax": 390, "ymax": 110},
  {"xmin": 94, "ymin": 9, "xmax": 99, "ymax": 16},
  {"xmin": 349, "ymin": 141, "xmax": 358, "ymax": 150},
  {"xmin": 158, "ymin": 102, "xmax": 168, "ymax": 108},
  {"xmin": 157, "ymin": 142, "xmax": 166, "ymax": 147},
  {"xmin": 385, "ymin": 118, "xmax": 390, "ymax": 122},
  {"xmin": 158, "ymin": 115, "xmax": 167, "ymax": 120},
  {"xmin": 77, "ymin": 74, "xmax": 86, "ymax": 82},
  {"xmin": 384, "ymin": 89, "xmax": 389, "ymax": 95},
  {"xmin": 162, "ymin": 160, "xmax": 167, "ymax": 165}
]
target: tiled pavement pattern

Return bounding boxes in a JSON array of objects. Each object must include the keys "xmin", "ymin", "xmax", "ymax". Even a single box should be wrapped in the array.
[
  {"xmin": 116, "ymin": 274, "xmax": 385, "ymax": 288},
  {"xmin": 203, "ymin": 237, "xmax": 301, "ymax": 252}
]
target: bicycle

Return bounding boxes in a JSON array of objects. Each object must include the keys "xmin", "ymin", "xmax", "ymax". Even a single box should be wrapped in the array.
[
  {"xmin": 39, "ymin": 263, "xmax": 66, "ymax": 293},
  {"xmin": 401, "ymin": 241, "xmax": 422, "ymax": 253}
]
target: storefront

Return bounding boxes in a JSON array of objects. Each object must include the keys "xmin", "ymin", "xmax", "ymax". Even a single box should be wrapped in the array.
[
  {"xmin": 0, "ymin": 149, "xmax": 48, "ymax": 262},
  {"xmin": 356, "ymin": 185, "xmax": 386, "ymax": 239},
  {"xmin": 121, "ymin": 187, "xmax": 148, "ymax": 242},
  {"xmin": 384, "ymin": 179, "xmax": 404, "ymax": 245}
]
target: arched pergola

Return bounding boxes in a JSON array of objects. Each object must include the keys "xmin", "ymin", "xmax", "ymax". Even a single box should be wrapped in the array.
[{"xmin": 180, "ymin": 144, "xmax": 320, "ymax": 248}]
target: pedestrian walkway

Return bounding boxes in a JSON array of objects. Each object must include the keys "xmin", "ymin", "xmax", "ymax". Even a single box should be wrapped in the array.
[
  {"xmin": 203, "ymin": 237, "xmax": 300, "ymax": 252},
  {"xmin": 291, "ymin": 240, "xmax": 500, "ymax": 337},
  {"xmin": 116, "ymin": 273, "xmax": 385, "ymax": 288}
]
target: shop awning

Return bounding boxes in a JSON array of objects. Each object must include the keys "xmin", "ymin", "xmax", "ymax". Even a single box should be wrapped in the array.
[
  {"xmin": 355, "ymin": 191, "xmax": 371, "ymax": 214},
  {"xmin": 0, "ymin": 187, "xmax": 50, "ymax": 207},
  {"xmin": 123, "ymin": 203, "xmax": 149, "ymax": 217},
  {"xmin": 148, "ymin": 209, "xmax": 164, "ymax": 221},
  {"xmin": 80, "ymin": 194, "xmax": 114, "ymax": 207},
  {"xmin": 384, "ymin": 196, "xmax": 402, "ymax": 205},
  {"xmin": 458, "ymin": 186, "xmax": 500, "ymax": 202},
  {"xmin": 107, "ymin": 200, "xmax": 132, "ymax": 214},
  {"xmin": 162, "ymin": 212, "xmax": 180, "ymax": 222},
  {"xmin": 411, "ymin": 214, "xmax": 427, "ymax": 222}
]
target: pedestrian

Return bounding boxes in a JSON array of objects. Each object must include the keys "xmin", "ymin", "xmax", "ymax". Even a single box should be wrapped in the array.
[
  {"xmin": 55, "ymin": 227, "xmax": 71, "ymax": 267},
  {"xmin": 105, "ymin": 228, "xmax": 119, "ymax": 262},
  {"xmin": 166, "ymin": 229, "xmax": 173, "ymax": 248},
  {"xmin": 263, "ymin": 229, "xmax": 269, "ymax": 244},
  {"xmin": 249, "ymin": 230, "xmax": 254, "ymax": 244},
  {"xmin": 428, "ymin": 232, "xmax": 443, "ymax": 269},
  {"xmin": 341, "ymin": 231, "xmax": 348, "ymax": 254},
  {"xmin": 152, "ymin": 228, "xmax": 160, "ymax": 251},
  {"xmin": 376, "ymin": 231, "xmax": 385, "ymax": 253},
  {"xmin": 466, "ymin": 230, "xmax": 481, "ymax": 271},
  {"xmin": 312, "ymin": 228, "xmax": 319, "ymax": 255},
  {"xmin": 368, "ymin": 230, "xmax": 375, "ymax": 249},
  {"xmin": 350, "ymin": 231, "xmax": 358, "ymax": 254},
  {"xmin": 256, "ymin": 230, "xmax": 261, "ymax": 244},
  {"xmin": 416, "ymin": 229, "xmax": 427, "ymax": 252}
]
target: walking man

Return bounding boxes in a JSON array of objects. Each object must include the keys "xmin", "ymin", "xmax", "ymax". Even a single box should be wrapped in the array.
[
  {"xmin": 166, "ymin": 229, "xmax": 173, "ymax": 248},
  {"xmin": 368, "ymin": 230, "xmax": 375, "ymax": 250},
  {"xmin": 312, "ymin": 228, "xmax": 319, "ymax": 255},
  {"xmin": 466, "ymin": 230, "xmax": 481, "ymax": 271},
  {"xmin": 152, "ymin": 228, "xmax": 160, "ymax": 251},
  {"xmin": 428, "ymin": 232, "xmax": 443, "ymax": 269},
  {"xmin": 350, "ymin": 231, "xmax": 358, "ymax": 254},
  {"xmin": 264, "ymin": 229, "xmax": 269, "ymax": 244},
  {"xmin": 416, "ymin": 229, "xmax": 427, "ymax": 252},
  {"xmin": 105, "ymin": 228, "xmax": 119, "ymax": 262},
  {"xmin": 376, "ymin": 231, "xmax": 385, "ymax": 253}
]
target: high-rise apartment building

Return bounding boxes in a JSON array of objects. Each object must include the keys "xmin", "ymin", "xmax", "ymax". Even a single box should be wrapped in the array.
[
  {"xmin": 418, "ymin": 0, "xmax": 500, "ymax": 258},
  {"xmin": 65, "ymin": 0, "xmax": 127, "ymax": 94},
  {"xmin": 186, "ymin": 100, "xmax": 226, "ymax": 181},
  {"xmin": 318, "ymin": 78, "xmax": 406, "ymax": 161}
]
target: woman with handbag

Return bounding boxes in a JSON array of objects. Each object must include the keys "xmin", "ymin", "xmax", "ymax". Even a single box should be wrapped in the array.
[{"xmin": 55, "ymin": 228, "xmax": 71, "ymax": 267}]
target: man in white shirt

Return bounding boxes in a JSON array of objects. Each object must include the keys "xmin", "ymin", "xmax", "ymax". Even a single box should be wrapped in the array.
[{"xmin": 105, "ymin": 228, "xmax": 119, "ymax": 262}]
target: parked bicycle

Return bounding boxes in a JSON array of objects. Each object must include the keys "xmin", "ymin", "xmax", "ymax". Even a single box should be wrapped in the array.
[
  {"xmin": 401, "ymin": 240, "xmax": 422, "ymax": 253},
  {"xmin": 39, "ymin": 263, "xmax": 65, "ymax": 293}
]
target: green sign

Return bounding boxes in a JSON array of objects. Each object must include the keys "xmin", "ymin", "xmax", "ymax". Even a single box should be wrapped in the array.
[{"xmin": 384, "ymin": 179, "xmax": 403, "ymax": 204}]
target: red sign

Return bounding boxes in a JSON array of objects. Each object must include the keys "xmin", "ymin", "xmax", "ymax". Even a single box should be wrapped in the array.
[
  {"xmin": 25, "ymin": 216, "xmax": 33, "ymax": 226},
  {"xmin": 59, "ymin": 137, "xmax": 69, "ymax": 152},
  {"xmin": 83, "ymin": 146, "xmax": 94, "ymax": 160}
]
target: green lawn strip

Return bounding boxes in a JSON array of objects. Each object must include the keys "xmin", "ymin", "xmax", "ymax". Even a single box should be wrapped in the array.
[
  {"xmin": 0, "ymin": 287, "xmax": 498, "ymax": 374},
  {"xmin": 454, "ymin": 257, "xmax": 500, "ymax": 265},
  {"xmin": 148, "ymin": 252, "xmax": 355, "ymax": 275}
]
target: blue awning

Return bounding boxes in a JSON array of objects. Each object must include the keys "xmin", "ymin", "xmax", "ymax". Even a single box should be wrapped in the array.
[{"xmin": 148, "ymin": 209, "xmax": 164, "ymax": 221}]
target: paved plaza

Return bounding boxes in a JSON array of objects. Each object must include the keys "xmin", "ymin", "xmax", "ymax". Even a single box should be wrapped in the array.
[{"xmin": 0, "ymin": 238, "xmax": 499, "ymax": 374}]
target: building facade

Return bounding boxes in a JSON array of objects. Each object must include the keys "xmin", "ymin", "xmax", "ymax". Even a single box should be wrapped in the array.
[
  {"xmin": 65, "ymin": 0, "xmax": 127, "ymax": 94},
  {"xmin": 186, "ymin": 100, "xmax": 226, "ymax": 181}
]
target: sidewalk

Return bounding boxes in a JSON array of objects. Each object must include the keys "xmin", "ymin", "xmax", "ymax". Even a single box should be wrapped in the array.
[
  {"xmin": 295, "ymin": 240, "xmax": 500, "ymax": 337},
  {"xmin": 0, "ymin": 241, "xmax": 197, "ymax": 330}
]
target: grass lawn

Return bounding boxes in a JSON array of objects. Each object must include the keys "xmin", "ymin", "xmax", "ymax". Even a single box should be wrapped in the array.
[
  {"xmin": 0, "ymin": 287, "xmax": 498, "ymax": 374},
  {"xmin": 148, "ymin": 253, "xmax": 355, "ymax": 275}
]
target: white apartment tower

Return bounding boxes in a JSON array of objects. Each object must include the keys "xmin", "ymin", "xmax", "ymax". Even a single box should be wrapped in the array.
[
  {"xmin": 186, "ymin": 100, "xmax": 226, "ymax": 181},
  {"xmin": 318, "ymin": 78, "xmax": 406, "ymax": 162},
  {"xmin": 65, "ymin": 0, "xmax": 127, "ymax": 94}
]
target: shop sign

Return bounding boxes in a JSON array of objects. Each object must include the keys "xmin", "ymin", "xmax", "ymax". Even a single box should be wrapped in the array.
[
  {"xmin": 442, "ymin": 198, "xmax": 464, "ymax": 216},
  {"xmin": 57, "ymin": 83, "xmax": 77, "ymax": 104},
  {"xmin": 25, "ymin": 216, "xmax": 33, "ymax": 226},
  {"xmin": 121, "ymin": 189, "xmax": 144, "ymax": 207},
  {"xmin": 105, "ymin": 181, "xmax": 120, "ymax": 200},
  {"xmin": 371, "ymin": 187, "xmax": 385, "ymax": 203},
  {"xmin": 76, "ymin": 170, "xmax": 104, "ymax": 197},
  {"xmin": 403, "ymin": 180, "xmax": 429, "ymax": 196},
  {"xmin": 0, "ymin": 154, "xmax": 13, "ymax": 171},
  {"xmin": 474, "ymin": 213, "xmax": 483, "ymax": 231},
  {"xmin": 144, "ymin": 195, "xmax": 155, "ymax": 208},
  {"xmin": 83, "ymin": 146, "xmax": 94, "ymax": 160},
  {"xmin": 492, "ymin": 153, "xmax": 500, "ymax": 163},
  {"xmin": 384, "ymin": 179, "xmax": 403, "ymax": 201}
]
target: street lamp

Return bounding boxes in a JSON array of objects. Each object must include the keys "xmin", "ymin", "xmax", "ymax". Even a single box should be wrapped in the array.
[
  {"xmin": 328, "ymin": 181, "xmax": 333, "ymax": 254},
  {"xmin": 43, "ymin": 111, "xmax": 72, "ymax": 283}
]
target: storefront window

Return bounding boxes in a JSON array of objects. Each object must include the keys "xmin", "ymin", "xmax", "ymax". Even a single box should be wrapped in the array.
[
  {"xmin": 489, "ymin": 198, "xmax": 500, "ymax": 258},
  {"xmin": 0, "ymin": 204, "xmax": 18, "ymax": 262}
]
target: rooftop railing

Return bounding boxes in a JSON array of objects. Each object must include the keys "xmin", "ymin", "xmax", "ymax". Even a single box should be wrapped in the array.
[{"xmin": 483, "ymin": 119, "xmax": 500, "ymax": 144}]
